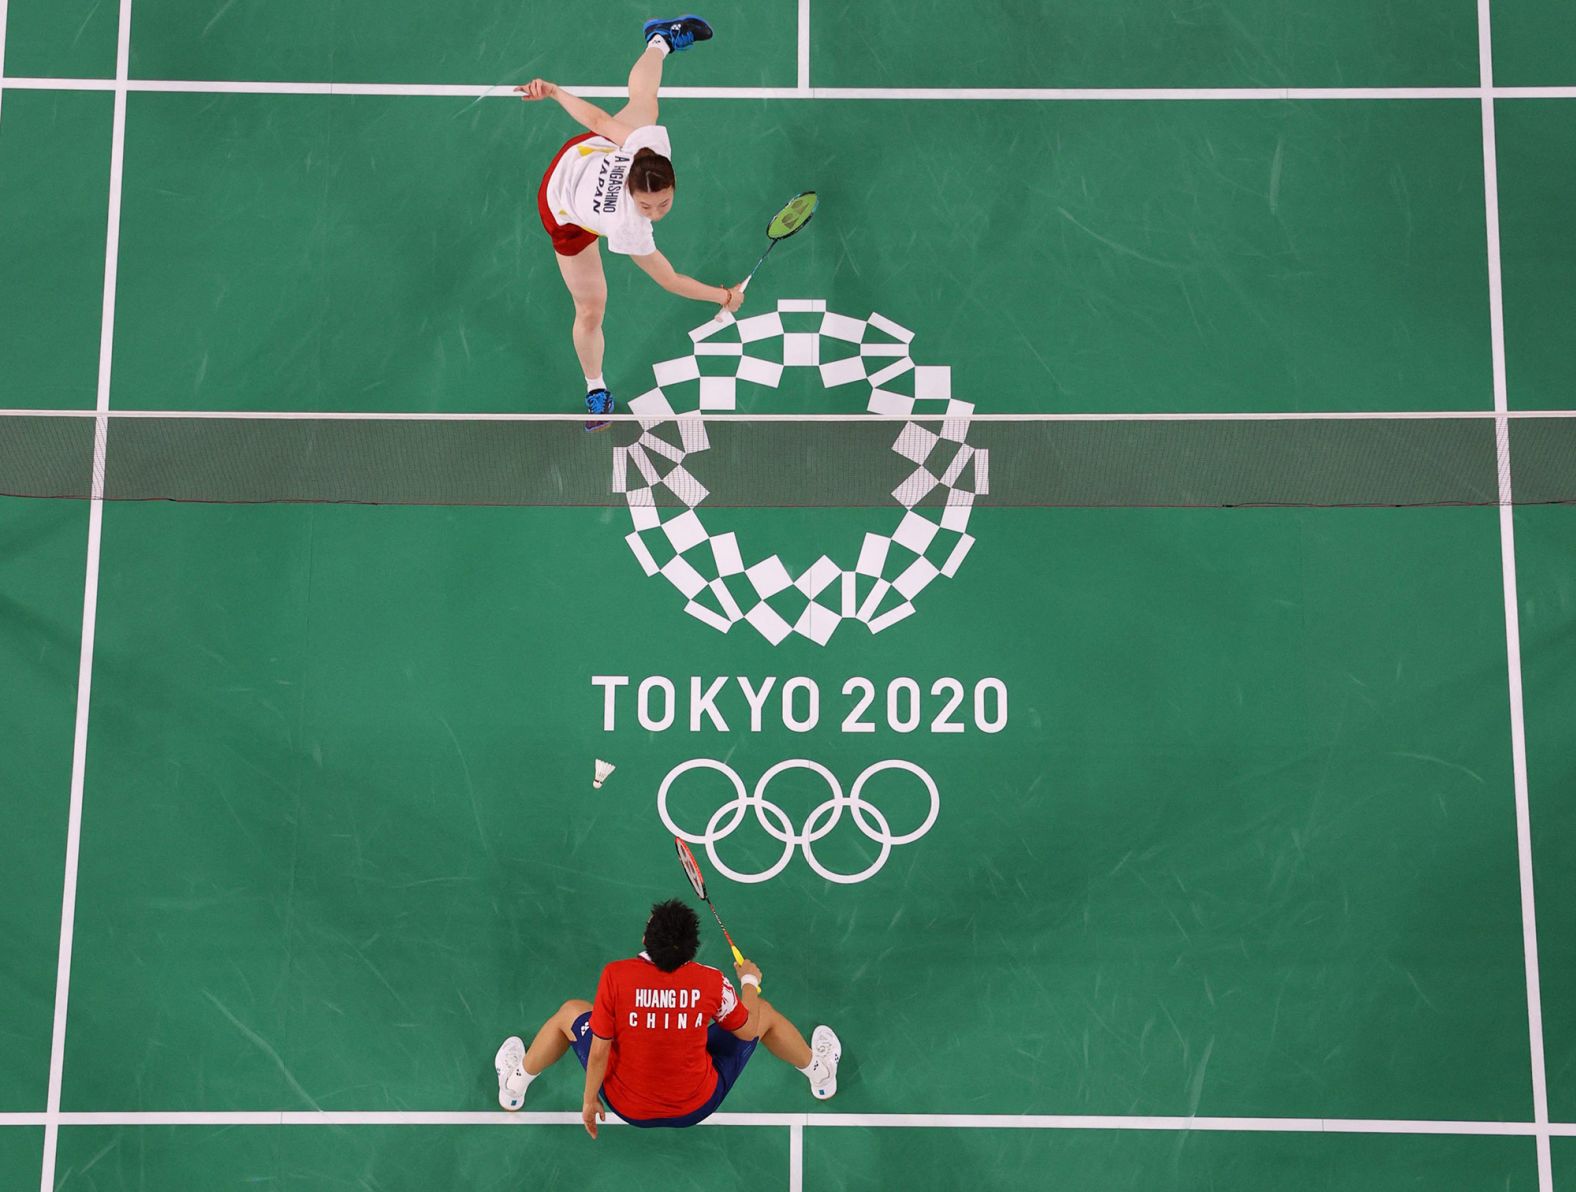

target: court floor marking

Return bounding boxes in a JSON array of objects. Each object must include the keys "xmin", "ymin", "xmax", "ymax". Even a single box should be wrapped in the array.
[
  {"xmin": 2, "ymin": 76, "xmax": 1576, "ymax": 101},
  {"xmin": 1477, "ymin": 3, "xmax": 1552, "ymax": 1189},
  {"xmin": 796, "ymin": 0, "xmax": 810, "ymax": 92},
  {"xmin": 5, "ymin": 408, "xmax": 1576, "ymax": 422},
  {"xmin": 36, "ymin": 2, "xmax": 132, "ymax": 1190},
  {"xmin": 0, "ymin": 0, "xmax": 10, "ymax": 126},
  {"xmin": 3, "ymin": 1110, "xmax": 1576, "ymax": 1134}
]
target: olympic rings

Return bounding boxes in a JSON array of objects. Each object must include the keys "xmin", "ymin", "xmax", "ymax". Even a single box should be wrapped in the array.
[{"xmin": 657, "ymin": 758, "xmax": 940, "ymax": 885}]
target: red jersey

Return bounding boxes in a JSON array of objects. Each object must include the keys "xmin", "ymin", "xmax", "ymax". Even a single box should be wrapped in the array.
[{"xmin": 589, "ymin": 952, "xmax": 749, "ymax": 1121}]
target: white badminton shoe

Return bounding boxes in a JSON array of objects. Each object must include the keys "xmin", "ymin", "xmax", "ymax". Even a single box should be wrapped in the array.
[
  {"xmin": 806, "ymin": 1025, "xmax": 842, "ymax": 1100},
  {"xmin": 494, "ymin": 1036, "xmax": 529, "ymax": 1111}
]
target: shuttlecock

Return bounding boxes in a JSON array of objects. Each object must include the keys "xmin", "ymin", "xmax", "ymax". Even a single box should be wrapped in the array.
[{"xmin": 593, "ymin": 759, "xmax": 615, "ymax": 789}]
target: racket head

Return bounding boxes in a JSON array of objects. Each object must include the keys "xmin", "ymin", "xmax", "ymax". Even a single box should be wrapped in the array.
[
  {"xmin": 675, "ymin": 837, "xmax": 709, "ymax": 901},
  {"xmin": 766, "ymin": 191, "xmax": 819, "ymax": 240}
]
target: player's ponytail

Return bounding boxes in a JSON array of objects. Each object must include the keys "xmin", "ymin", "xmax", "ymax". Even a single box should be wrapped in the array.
[{"xmin": 630, "ymin": 148, "xmax": 676, "ymax": 193}]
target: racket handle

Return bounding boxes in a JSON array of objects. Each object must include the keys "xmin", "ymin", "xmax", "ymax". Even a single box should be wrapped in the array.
[
  {"xmin": 731, "ymin": 946, "xmax": 762, "ymax": 993},
  {"xmin": 713, "ymin": 278, "xmax": 749, "ymax": 324},
  {"xmin": 713, "ymin": 253, "xmax": 766, "ymax": 322}
]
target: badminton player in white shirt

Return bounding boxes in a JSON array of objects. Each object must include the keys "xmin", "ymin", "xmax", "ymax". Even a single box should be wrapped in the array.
[{"xmin": 518, "ymin": 16, "xmax": 747, "ymax": 428}]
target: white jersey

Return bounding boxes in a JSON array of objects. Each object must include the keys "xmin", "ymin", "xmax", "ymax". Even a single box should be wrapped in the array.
[{"xmin": 544, "ymin": 125, "xmax": 672, "ymax": 257}]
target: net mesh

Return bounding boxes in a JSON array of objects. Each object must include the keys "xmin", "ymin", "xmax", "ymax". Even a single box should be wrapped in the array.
[{"xmin": 2, "ymin": 412, "xmax": 1573, "ymax": 509}]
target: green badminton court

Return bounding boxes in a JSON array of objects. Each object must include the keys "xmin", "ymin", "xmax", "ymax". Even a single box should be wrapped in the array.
[{"xmin": 3, "ymin": 0, "xmax": 1576, "ymax": 1188}]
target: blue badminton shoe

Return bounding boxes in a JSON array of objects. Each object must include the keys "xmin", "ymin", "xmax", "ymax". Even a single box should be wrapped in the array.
[
  {"xmin": 584, "ymin": 387, "xmax": 615, "ymax": 433},
  {"xmin": 644, "ymin": 15, "xmax": 713, "ymax": 52}
]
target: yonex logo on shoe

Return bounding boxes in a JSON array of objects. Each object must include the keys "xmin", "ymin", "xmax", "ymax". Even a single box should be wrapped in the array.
[{"xmin": 612, "ymin": 299, "xmax": 988, "ymax": 646}]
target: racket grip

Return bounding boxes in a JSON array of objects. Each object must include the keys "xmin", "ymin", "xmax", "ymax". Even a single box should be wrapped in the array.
[
  {"xmin": 733, "ymin": 949, "xmax": 762, "ymax": 993},
  {"xmin": 712, "ymin": 277, "xmax": 754, "ymax": 324}
]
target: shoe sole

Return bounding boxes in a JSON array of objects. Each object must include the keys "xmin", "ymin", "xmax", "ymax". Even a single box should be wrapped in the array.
[
  {"xmin": 494, "ymin": 1036, "xmax": 526, "ymax": 1111},
  {"xmin": 810, "ymin": 1026, "xmax": 841, "ymax": 1100}
]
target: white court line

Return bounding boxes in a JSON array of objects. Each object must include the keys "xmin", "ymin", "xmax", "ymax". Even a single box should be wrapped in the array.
[
  {"xmin": 1478, "ymin": 3, "xmax": 1552, "ymax": 1189},
  {"xmin": 37, "ymin": 1, "xmax": 131, "ymax": 1188},
  {"xmin": 796, "ymin": 0, "xmax": 810, "ymax": 92},
  {"xmin": 0, "ymin": 1110, "xmax": 1571, "ymax": 1134},
  {"xmin": 2, "ymin": 408, "xmax": 1576, "ymax": 422},
  {"xmin": 2, "ymin": 76, "xmax": 1576, "ymax": 100},
  {"xmin": 0, "ymin": 0, "xmax": 10, "ymax": 128},
  {"xmin": 789, "ymin": 1120, "xmax": 804, "ymax": 1190}
]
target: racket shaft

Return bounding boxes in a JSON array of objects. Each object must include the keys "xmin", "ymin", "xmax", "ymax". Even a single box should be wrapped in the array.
[
  {"xmin": 705, "ymin": 898, "xmax": 758, "ymax": 989},
  {"xmin": 708, "ymin": 901, "xmax": 751, "ymax": 965},
  {"xmin": 707, "ymin": 901, "xmax": 736, "ymax": 949},
  {"xmin": 713, "ymin": 240, "xmax": 777, "ymax": 322},
  {"xmin": 743, "ymin": 240, "xmax": 776, "ymax": 286}
]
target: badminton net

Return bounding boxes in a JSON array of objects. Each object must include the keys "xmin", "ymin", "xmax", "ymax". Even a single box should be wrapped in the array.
[{"xmin": 2, "ymin": 411, "xmax": 1573, "ymax": 508}]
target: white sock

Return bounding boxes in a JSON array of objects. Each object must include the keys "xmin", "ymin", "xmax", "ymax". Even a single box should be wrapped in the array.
[
  {"xmin": 647, "ymin": 34, "xmax": 671, "ymax": 56},
  {"xmin": 508, "ymin": 1066, "xmax": 537, "ymax": 1093},
  {"xmin": 586, "ymin": 375, "xmax": 606, "ymax": 392},
  {"xmin": 797, "ymin": 1058, "xmax": 816, "ymax": 1074}
]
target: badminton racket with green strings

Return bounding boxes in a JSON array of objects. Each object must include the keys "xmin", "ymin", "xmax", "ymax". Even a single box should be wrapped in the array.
[
  {"xmin": 675, "ymin": 837, "xmax": 759, "ymax": 990},
  {"xmin": 715, "ymin": 191, "xmax": 819, "ymax": 320}
]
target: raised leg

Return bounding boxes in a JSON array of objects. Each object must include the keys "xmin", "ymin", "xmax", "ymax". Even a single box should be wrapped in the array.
[{"xmin": 613, "ymin": 42, "xmax": 665, "ymax": 127}]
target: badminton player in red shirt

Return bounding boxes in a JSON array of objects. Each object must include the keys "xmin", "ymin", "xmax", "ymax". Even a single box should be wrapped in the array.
[{"xmin": 494, "ymin": 899, "xmax": 841, "ymax": 1133}]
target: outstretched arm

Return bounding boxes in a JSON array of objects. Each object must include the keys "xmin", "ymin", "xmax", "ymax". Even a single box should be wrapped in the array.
[
  {"xmin": 516, "ymin": 79, "xmax": 636, "ymax": 146},
  {"xmin": 633, "ymin": 250, "xmax": 746, "ymax": 311}
]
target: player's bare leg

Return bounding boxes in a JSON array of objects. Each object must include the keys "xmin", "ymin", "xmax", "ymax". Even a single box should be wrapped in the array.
[
  {"xmin": 623, "ymin": 14, "xmax": 713, "ymax": 123},
  {"xmin": 747, "ymin": 998, "xmax": 812, "ymax": 1068},
  {"xmin": 747, "ymin": 999, "xmax": 841, "ymax": 1099},
  {"xmin": 749, "ymin": 998, "xmax": 843, "ymax": 1100},
  {"xmin": 615, "ymin": 42, "xmax": 665, "ymax": 127},
  {"xmin": 524, "ymin": 998, "xmax": 593, "ymax": 1074},
  {"xmin": 555, "ymin": 245, "xmax": 607, "ymax": 383}
]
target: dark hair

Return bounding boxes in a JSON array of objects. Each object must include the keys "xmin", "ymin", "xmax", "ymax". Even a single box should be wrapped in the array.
[
  {"xmin": 644, "ymin": 899, "xmax": 700, "ymax": 971},
  {"xmin": 630, "ymin": 148, "xmax": 676, "ymax": 194}
]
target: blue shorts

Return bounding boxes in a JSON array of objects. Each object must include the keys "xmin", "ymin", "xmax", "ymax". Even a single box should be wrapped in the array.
[{"xmin": 570, "ymin": 1011, "xmax": 758, "ymax": 1128}]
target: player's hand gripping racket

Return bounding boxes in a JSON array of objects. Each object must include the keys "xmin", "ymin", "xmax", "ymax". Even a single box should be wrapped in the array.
[
  {"xmin": 675, "ymin": 837, "xmax": 758, "ymax": 989},
  {"xmin": 715, "ymin": 191, "xmax": 819, "ymax": 320}
]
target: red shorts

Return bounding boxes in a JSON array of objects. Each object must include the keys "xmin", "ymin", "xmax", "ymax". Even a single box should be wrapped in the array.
[{"xmin": 537, "ymin": 132, "xmax": 601, "ymax": 257}]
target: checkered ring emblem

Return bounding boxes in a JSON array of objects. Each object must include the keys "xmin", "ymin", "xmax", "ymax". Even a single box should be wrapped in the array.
[{"xmin": 611, "ymin": 300, "xmax": 989, "ymax": 646}]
